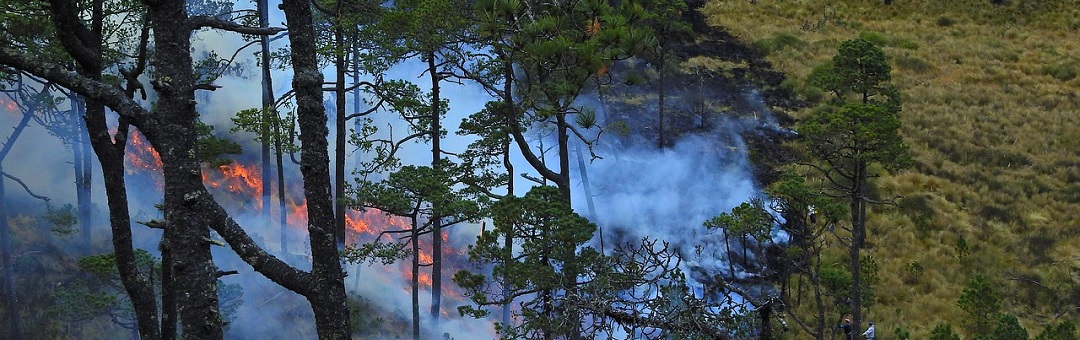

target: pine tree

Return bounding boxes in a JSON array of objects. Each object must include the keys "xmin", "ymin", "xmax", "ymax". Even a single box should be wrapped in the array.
[{"xmin": 800, "ymin": 38, "xmax": 910, "ymax": 331}]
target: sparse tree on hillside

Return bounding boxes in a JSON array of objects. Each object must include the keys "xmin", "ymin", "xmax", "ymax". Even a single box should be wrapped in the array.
[
  {"xmin": 959, "ymin": 274, "xmax": 1002, "ymax": 336},
  {"xmin": 1034, "ymin": 320, "xmax": 1077, "ymax": 340},
  {"xmin": 801, "ymin": 37, "xmax": 910, "ymax": 331},
  {"xmin": 930, "ymin": 323, "xmax": 962, "ymax": 340},
  {"xmin": 989, "ymin": 313, "xmax": 1029, "ymax": 340},
  {"xmin": 632, "ymin": 0, "xmax": 692, "ymax": 148}
]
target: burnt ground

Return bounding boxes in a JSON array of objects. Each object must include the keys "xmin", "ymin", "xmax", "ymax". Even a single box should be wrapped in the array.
[{"xmin": 594, "ymin": 0, "xmax": 804, "ymax": 187}]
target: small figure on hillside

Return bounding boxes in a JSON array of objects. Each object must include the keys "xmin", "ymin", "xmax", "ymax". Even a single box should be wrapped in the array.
[
  {"xmin": 838, "ymin": 318, "xmax": 853, "ymax": 340},
  {"xmin": 862, "ymin": 321, "xmax": 876, "ymax": 339}
]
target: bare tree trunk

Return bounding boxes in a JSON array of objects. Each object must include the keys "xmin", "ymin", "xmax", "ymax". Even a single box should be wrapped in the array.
[
  {"xmin": 412, "ymin": 219, "xmax": 421, "ymax": 340},
  {"xmin": 333, "ymin": 9, "xmax": 347, "ymax": 250},
  {"xmin": 657, "ymin": 61, "xmax": 666, "ymax": 148},
  {"xmin": 0, "ymin": 165, "xmax": 21, "ymax": 340},
  {"xmin": 427, "ymin": 51, "xmax": 444, "ymax": 324},
  {"xmin": 71, "ymin": 95, "xmax": 94, "ymax": 254},
  {"xmin": 259, "ymin": 0, "xmax": 274, "ymax": 223}
]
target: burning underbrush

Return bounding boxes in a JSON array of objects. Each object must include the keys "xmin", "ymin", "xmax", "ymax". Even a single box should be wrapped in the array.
[{"xmin": 122, "ymin": 129, "xmax": 483, "ymax": 338}]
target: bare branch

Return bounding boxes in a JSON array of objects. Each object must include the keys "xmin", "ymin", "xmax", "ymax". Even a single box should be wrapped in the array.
[{"xmin": 1, "ymin": 171, "xmax": 49, "ymax": 203}]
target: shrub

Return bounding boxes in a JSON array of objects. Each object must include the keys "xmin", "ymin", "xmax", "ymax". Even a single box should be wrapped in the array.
[
  {"xmin": 936, "ymin": 16, "xmax": 956, "ymax": 27},
  {"xmin": 1041, "ymin": 61, "xmax": 1078, "ymax": 81},
  {"xmin": 894, "ymin": 326, "xmax": 911, "ymax": 340},
  {"xmin": 929, "ymin": 323, "xmax": 961, "ymax": 340},
  {"xmin": 904, "ymin": 261, "xmax": 923, "ymax": 284}
]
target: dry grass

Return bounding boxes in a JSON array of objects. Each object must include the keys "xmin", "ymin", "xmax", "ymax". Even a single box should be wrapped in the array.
[{"xmin": 704, "ymin": 0, "xmax": 1080, "ymax": 337}]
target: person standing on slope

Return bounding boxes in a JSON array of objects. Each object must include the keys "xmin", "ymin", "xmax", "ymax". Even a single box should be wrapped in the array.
[{"xmin": 862, "ymin": 321, "xmax": 876, "ymax": 340}]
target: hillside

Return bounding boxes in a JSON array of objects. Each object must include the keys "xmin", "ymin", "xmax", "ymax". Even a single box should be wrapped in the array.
[{"xmin": 701, "ymin": 0, "xmax": 1080, "ymax": 338}]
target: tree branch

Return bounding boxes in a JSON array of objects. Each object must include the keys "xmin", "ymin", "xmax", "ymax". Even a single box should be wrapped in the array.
[
  {"xmin": 1, "ymin": 171, "xmax": 49, "ymax": 203},
  {"xmin": 187, "ymin": 16, "xmax": 285, "ymax": 35},
  {"xmin": 0, "ymin": 46, "xmax": 154, "ymax": 128}
]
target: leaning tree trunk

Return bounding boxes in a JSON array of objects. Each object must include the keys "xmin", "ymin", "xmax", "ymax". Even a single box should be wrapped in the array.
[{"xmin": 280, "ymin": 0, "xmax": 351, "ymax": 337}]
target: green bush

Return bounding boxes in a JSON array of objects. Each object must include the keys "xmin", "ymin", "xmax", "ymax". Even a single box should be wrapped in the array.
[
  {"xmin": 936, "ymin": 16, "xmax": 956, "ymax": 27},
  {"xmin": 1041, "ymin": 61, "xmax": 1078, "ymax": 81}
]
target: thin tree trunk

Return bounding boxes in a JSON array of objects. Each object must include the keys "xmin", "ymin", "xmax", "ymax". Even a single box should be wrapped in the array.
[
  {"xmin": 500, "ymin": 54, "xmax": 514, "ymax": 327},
  {"xmin": 0, "ymin": 89, "xmax": 34, "ymax": 340},
  {"xmin": 657, "ymin": 61, "xmax": 666, "ymax": 148},
  {"xmin": 0, "ymin": 164, "xmax": 21, "ymax": 340},
  {"xmin": 412, "ymin": 217, "xmax": 421, "ymax": 340},
  {"xmin": 71, "ymin": 95, "xmax": 93, "ymax": 254},
  {"xmin": 259, "ymin": 0, "xmax": 273, "ymax": 222},
  {"xmin": 273, "ymin": 116, "xmax": 288, "ymax": 254},
  {"xmin": 574, "ymin": 141, "xmax": 595, "ymax": 220},
  {"xmin": 333, "ymin": 9, "xmax": 347, "ymax": 250},
  {"xmin": 428, "ymin": 51, "xmax": 444, "ymax": 323}
]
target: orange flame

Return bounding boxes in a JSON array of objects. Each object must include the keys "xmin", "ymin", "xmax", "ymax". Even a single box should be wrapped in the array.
[
  {"xmin": 418, "ymin": 272, "xmax": 432, "ymax": 288},
  {"xmin": 126, "ymin": 131, "xmax": 162, "ymax": 173},
  {"xmin": 122, "ymin": 133, "xmax": 472, "ymax": 314}
]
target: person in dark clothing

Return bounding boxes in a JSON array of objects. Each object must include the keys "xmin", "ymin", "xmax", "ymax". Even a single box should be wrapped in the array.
[{"xmin": 838, "ymin": 318, "xmax": 853, "ymax": 340}]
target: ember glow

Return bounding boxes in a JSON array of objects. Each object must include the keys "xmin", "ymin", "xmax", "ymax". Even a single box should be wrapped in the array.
[{"xmin": 1, "ymin": 97, "xmax": 17, "ymax": 112}]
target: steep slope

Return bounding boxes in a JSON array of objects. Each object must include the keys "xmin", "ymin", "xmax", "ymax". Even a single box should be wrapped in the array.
[{"xmin": 702, "ymin": 0, "xmax": 1080, "ymax": 338}]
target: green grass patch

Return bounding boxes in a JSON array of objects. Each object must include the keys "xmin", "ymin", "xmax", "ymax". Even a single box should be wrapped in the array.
[
  {"xmin": 894, "ymin": 54, "xmax": 934, "ymax": 73},
  {"xmin": 753, "ymin": 32, "xmax": 807, "ymax": 54},
  {"xmin": 1040, "ymin": 61, "xmax": 1078, "ymax": 81}
]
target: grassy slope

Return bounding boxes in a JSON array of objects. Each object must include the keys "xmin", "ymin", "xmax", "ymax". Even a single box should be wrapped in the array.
[{"xmin": 704, "ymin": 0, "xmax": 1080, "ymax": 338}]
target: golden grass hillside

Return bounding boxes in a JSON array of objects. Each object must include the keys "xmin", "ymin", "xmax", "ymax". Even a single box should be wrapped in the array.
[{"xmin": 703, "ymin": 0, "xmax": 1080, "ymax": 338}]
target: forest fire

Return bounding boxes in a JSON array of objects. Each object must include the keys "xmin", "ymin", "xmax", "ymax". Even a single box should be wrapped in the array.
[
  {"xmin": 123, "ymin": 128, "xmax": 469, "ymax": 300},
  {"xmin": 126, "ymin": 131, "xmax": 162, "ymax": 174},
  {"xmin": 203, "ymin": 163, "xmax": 263, "ymax": 203}
]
